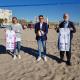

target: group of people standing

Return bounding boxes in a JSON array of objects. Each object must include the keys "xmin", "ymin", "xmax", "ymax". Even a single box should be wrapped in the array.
[{"xmin": 1, "ymin": 13, "xmax": 76, "ymax": 66}]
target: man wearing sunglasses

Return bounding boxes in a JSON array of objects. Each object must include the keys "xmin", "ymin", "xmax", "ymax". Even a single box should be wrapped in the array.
[
  {"xmin": 56, "ymin": 13, "xmax": 76, "ymax": 66},
  {"xmin": 35, "ymin": 15, "xmax": 48, "ymax": 62}
]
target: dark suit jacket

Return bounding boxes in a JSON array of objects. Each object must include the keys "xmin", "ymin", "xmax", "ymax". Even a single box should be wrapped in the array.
[
  {"xmin": 57, "ymin": 21, "xmax": 76, "ymax": 40},
  {"xmin": 57, "ymin": 21, "xmax": 76, "ymax": 51},
  {"xmin": 35, "ymin": 22, "xmax": 48, "ymax": 40}
]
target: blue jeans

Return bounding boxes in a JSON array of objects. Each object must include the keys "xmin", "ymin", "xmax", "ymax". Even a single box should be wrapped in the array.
[
  {"xmin": 13, "ymin": 41, "xmax": 21, "ymax": 55},
  {"xmin": 37, "ymin": 39, "xmax": 47, "ymax": 57}
]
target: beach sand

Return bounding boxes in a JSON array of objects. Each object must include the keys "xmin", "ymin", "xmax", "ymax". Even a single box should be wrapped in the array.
[{"xmin": 0, "ymin": 27, "xmax": 80, "ymax": 80}]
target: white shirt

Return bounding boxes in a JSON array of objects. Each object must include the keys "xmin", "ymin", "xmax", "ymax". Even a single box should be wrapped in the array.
[{"xmin": 40, "ymin": 23, "xmax": 43, "ymax": 30}]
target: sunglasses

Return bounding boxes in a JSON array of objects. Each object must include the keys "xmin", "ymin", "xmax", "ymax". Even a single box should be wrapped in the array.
[{"xmin": 39, "ymin": 17, "xmax": 44, "ymax": 19}]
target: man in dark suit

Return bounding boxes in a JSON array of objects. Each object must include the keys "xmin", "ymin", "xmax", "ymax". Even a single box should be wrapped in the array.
[
  {"xmin": 35, "ymin": 15, "xmax": 48, "ymax": 61},
  {"xmin": 56, "ymin": 13, "xmax": 76, "ymax": 65}
]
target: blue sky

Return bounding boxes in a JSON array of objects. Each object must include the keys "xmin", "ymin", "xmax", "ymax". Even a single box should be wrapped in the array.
[{"xmin": 0, "ymin": 0, "xmax": 80, "ymax": 22}]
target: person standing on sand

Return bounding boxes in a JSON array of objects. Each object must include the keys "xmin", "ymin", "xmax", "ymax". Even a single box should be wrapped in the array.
[
  {"xmin": 12, "ymin": 17, "xmax": 23, "ymax": 60},
  {"xmin": 35, "ymin": 15, "xmax": 48, "ymax": 62},
  {"xmin": 55, "ymin": 13, "xmax": 76, "ymax": 66}
]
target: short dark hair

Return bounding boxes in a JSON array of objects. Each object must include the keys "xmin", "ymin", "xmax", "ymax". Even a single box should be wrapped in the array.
[
  {"xmin": 39, "ymin": 15, "xmax": 44, "ymax": 18},
  {"xmin": 12, "ymin": 17, "xmax": 17, "ymax": 20}
]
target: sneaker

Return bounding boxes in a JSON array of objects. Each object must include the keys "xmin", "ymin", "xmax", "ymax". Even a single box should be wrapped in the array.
[
  {"xmin": 43, "ymin": 56, "xmax": 47, "ymax": 62},
  {"xmin": 13, "ymin": 55, "xmax": 17, "ymax": 60},
  {"xmin": 37, "ymin": 57, "xmax": 41, "ymax": 62},
  {"xmin": 18, "ymin": 55, "xmax": 21, "ymax": 59}
]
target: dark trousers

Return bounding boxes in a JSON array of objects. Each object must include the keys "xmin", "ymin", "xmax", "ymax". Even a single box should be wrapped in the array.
[
  {"xmin": 60, "ymin": 38, "xmax": 72, "ymax": 62},
  {"xmin": 60, "ymin": 51, "xmax": 71, "ymax": 62}
]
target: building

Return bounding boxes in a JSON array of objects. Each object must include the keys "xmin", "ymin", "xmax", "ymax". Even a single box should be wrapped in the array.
[{"xmin": 0, "ymin": 9, "xmax": 12, "ymax": 22}]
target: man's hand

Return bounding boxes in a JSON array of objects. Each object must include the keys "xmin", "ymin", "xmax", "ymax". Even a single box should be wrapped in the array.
[
  {"xmin": 36, "ymin": 30, "xmax": 41, "ymax": 36},
  {"xmin": 70, "ymin": 28, "xmax": 73, "ymax": 31}
]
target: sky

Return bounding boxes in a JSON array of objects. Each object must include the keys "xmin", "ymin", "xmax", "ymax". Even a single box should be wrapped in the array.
[{"xmin": 0, "ymin": 0, "xmax": 80, "ymax": 22}]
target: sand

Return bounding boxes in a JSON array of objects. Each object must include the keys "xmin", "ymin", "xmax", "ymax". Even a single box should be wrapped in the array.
[{"xmin": 0, "ymin": 26, "xmax": 80, "ymax": 80}]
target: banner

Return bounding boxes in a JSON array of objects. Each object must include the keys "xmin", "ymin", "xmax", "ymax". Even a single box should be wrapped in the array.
[
  {"xmin": 59, "ymin": 28, "xmax": 70, "ymax": 51},
  {"xmin": 6, "ymin": 30, "xmax": 16, "ymax": 50}
]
